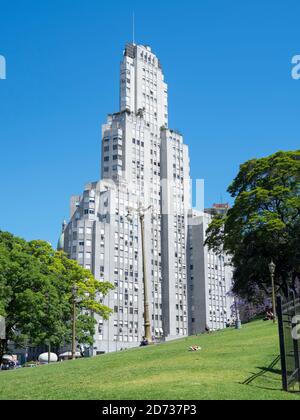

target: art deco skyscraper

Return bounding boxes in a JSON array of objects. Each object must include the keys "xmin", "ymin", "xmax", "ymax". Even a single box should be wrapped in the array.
[{"xmin": 61, "ymin": 43, "xmax": 191, "ymax": 353}]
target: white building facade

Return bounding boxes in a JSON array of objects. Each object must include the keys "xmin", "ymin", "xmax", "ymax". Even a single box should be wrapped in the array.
[
  {"xmin": 62, "ymin": 43, "xmax": 191, "ymax": 353},
  {"xmin": 187, "ymin": 209, "xmax": 235, "ymax": 334}
]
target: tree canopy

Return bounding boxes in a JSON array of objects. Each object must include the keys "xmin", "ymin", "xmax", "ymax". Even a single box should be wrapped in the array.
[
  {"xmin": 0, "ymin": 232, "xmax": 114, "ymax": 359},
  {"xmin": 205, "ymin": 150, "xmax": 300, "ymax": 300}
]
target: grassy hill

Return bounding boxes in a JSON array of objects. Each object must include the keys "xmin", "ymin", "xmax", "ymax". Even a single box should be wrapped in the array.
[{"xmin": 0, "ymin": 321, "xmax": 299, "ymax": 400}]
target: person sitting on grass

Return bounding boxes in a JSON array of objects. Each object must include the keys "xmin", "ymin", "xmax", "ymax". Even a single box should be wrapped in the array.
[
  {"xmin": 205, "ymin": 324, "xmax": 211, "ymax": 334},
  {"xmin": 140, "ymin": 337, "xmax": 149, "ymax": 347},
  {"xmin": 264, "ymin": 308, "xmax": 275, "ymax": 321}
]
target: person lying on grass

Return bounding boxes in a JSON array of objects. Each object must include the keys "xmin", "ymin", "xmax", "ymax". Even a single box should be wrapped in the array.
[{"xmin": 189, "ymin": 345, "xmax": 201, "ymax": 352}]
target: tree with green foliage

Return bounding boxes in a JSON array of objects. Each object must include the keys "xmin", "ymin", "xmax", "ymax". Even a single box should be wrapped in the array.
[
  {"xmin": 205, "ymin": 150, "xmax": 300, "ymax": 300},
  {"xmin": 0, "ymin": 232, "xmax": 114, "ymax": 361}
]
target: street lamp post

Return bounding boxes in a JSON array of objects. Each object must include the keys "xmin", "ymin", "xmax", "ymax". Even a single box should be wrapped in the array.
[
  {"xmin": 127, "ymin": 204, "xmax": 153, "ymax": 344},
  {"xmin": 235, "ymin": 299, "xmax": 242, "ymax": 330},
  {"xmin": 71, "ymin": 285, "xmax": 78, "ymax": 360},
  {"xmin": 46, "ymin": 339, "xmax": 51, "ymax": 365},
  {"xmin": 140, "ymin": 211, "xmax": 152, "ymax": 344},
  {"xmin": 45, "ymin": 292, "xmax": 51, "ymax": 364},
  {"xmin": 0, "ymin": 316, "xmax": 6, "ymax": 362},
  {"xmin": 269, "ymin": 261, "xmax": 277, "ymax": 324}
]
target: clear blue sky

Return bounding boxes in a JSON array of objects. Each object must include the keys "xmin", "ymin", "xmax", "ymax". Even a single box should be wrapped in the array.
[{"xmin": 0, "ymin": 0, "xmax": 299, "ymax": 247}]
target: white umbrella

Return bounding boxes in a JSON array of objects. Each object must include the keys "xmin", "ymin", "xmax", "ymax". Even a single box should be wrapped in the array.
[
  {"xmin": 2, "ymin": 355, "xmax": 13, "ymax": 361},
  {"xmin": 38, "ymin": 353, "xmax": 58, "ymax": 363}
]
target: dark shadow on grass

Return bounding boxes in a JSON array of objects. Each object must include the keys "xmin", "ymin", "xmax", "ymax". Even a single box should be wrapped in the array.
[
  {"xmin": 241, "ymin": 356, "xmax": 282, "ymax": 391},
  {"xmin": 241, "ymin": 356, "xmax": 300, "ymax": 394}
]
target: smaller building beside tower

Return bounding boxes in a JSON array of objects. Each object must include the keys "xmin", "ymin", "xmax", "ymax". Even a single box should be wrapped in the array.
[{"xmin": 187, "ymin": 206, "xmax": 235, "ymax": 334}]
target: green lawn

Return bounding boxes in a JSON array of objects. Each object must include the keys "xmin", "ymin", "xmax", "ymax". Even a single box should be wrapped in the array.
[{"xmin": 0, "ymin": 321, "xmax": 299, "ymax": 400}]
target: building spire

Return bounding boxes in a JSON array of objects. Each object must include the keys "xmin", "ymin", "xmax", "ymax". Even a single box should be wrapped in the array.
[
  {"xmin": 133, "ymin": 11, "xmax": 135, "ymax": 45},
  {"xmin": 62, "ymin": 219, "xmax": 67, "ymax": 232},
  {"xmin": 57, "ymin": 219, "xmax": 67, "ymax": 251}
]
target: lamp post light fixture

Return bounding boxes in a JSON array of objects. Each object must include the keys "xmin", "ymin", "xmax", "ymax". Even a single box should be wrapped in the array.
[
  {"xmin": 127, "ymin": 204, "xmax": 153, "ymax": 344},
  {"xmin": 268, "ymin": 260, "xmax": 277, "ymax": 324}
]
